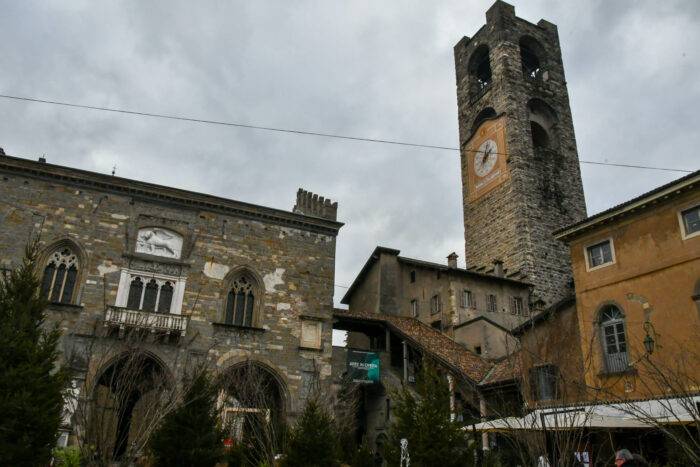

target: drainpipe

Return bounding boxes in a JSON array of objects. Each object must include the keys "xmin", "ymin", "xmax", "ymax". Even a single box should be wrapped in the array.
[{"xmin": 402, "ymin": 340, "xmax": 408, "ymax": 383}]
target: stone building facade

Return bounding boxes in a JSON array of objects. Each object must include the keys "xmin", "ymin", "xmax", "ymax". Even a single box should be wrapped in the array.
[
  {"xmin": 341, "ymin": 246, "xmax": 530, "ymax": 359},
  {"xmin": 0, "ymin": 153, "xmax": 342, "ymax": 459},
  {"xmin": 454, "ymin": 0, "xmax": 587, "ymax": 306}
]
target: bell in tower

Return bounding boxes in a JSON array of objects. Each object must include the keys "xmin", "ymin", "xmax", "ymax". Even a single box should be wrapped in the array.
[{"xmin": 454, "ymin": 0, "xmax": 587, "ymax": 306}]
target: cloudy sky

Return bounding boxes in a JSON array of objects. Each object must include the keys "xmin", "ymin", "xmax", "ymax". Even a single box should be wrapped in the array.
[{"xmin": 1, "ymin": 0, "xmax": 698, "ymax": 305}]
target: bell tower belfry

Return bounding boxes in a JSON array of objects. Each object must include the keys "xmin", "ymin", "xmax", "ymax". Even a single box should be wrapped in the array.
[{"xmin": 454, "ymin": 1, "xmax": 586, "ymax": 306}]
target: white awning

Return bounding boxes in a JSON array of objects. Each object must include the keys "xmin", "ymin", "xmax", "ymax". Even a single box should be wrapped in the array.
[{"xmin": 467, "ymin": 395, "xmax": 699, "ymax": 432}]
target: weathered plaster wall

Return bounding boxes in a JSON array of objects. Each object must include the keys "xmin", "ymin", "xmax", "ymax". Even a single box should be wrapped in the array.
[{"xmin": 568, "ymin": 190, "xmax": 700, "ymax": 400}]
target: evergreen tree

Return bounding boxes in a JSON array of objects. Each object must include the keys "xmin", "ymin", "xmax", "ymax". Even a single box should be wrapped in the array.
[
  {"xmin": 283, "ymin": 398, "xmax": 339, "ymax": 467},
  {"xmin": 350, "ymin": 439, "xmax": 376, "ymax": 467},
  {"xmin": 0, "ymin": 245, "xmax": 68, "ymax": 466},
  {"xmin": 385, "ymin": 362, "xmax": 472, "ymax": 467},
  {"xmin": 148, "ymin": 369, "xmax": 223, "ymax": 467}
]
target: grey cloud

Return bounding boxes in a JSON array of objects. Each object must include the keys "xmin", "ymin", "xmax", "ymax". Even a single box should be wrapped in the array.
[{"xmin": 0, "ymin": 0, "xmax": 697, "ymax": 303}]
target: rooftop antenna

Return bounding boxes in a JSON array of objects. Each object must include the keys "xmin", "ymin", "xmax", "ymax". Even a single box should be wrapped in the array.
[{"xmin": 111, "ymin": 165, "xmax": 116, "ymax": 176}]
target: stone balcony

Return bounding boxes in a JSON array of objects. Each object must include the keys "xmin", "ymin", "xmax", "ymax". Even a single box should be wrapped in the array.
[{"xmin": 104, "ymin": 306, "xmax": 188, "ymax": 336}]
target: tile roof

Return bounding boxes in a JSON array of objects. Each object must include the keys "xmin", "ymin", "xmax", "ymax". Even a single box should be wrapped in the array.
[
  {"xmin": 480, "ymin": 354, "xmax": 521, "ymax": 387},
  {"xmin": 333, "ymin": 309, "xmax": 516, "ymax": 385},
  {"xmin": 510, "ymin": 295, "xmax": 576, "ymax": 336}
]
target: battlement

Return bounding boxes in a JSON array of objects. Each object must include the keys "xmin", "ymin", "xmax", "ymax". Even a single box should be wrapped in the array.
[{"xmin": 293, "ymin": 188, "xmax": 338, "ymax": 221}]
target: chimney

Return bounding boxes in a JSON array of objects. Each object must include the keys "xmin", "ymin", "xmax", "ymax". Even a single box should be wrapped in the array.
[
  {"xmin": 292, "ymin": 188, "xmax": 338, "ymax": 221},
  {"xmin": 493, "ymin": 260, "xmax": 504, "ymax": 277},
  {"xmin": 0, "ymin": 147, "xmax": 5, "ymax": 156},
  {"xmin": 38, "ymin": 156, "xmax": 46, "ymax": 163},
  {"xmin": 447, "ymin": 252, "xmax": 458, "ymax": 269}
]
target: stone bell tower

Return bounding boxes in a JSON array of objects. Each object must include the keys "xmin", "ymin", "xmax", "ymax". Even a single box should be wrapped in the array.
[{"xmin": 454, "ymin": 1, "xmax": 586, "ymax": 306}]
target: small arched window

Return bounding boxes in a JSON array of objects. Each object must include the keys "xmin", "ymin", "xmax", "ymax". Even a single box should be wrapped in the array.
[
  {"xmin": 528, "ymin": 99, "xmax": 558, "ymax": 152},
  {"xmin": 468, "ymin": 45, "xmax": 492, "ymax": 96},
  {"xmin": 124, "ymin": 276, "xmax": 175, "ymax": 314},
  {"xmin": 519, "ymin": 36, "xmax": 546, "ymax": 80},
  {"xmin": 158, "ymin": 282, "xmax": 174, "ymax": 313},
  {"xmin": 41, "ymin": 247, "xmax": 80, "ymax": 304},
  {"xmin": 471, "ymin": 107, "xmax": 497, "ymax": 134},
  {"xmin": 530, "ymin": 121, "xmax": 549, "ymax": 149},
  {"xmin": 225, "ymin": 275, "xmax": 257, "ymax": 327},
  {"xmin": 599, "ymin": 305, "xmax": 629, "ymax": 373}
]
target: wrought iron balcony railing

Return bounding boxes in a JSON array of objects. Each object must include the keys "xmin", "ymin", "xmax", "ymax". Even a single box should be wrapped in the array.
[{"xmin": 104, "ymin": 306, "xmax": 188, "ymax": 336}]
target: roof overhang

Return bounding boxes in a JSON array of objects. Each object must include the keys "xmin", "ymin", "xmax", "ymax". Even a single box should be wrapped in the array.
[{"xmin": 554, "ymin": 170, "xmax": 699, "ymax": 242}]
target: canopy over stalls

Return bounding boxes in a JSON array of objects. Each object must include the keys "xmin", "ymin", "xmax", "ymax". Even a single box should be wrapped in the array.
[{"xmin": 469, "ymin": 395, "xmax": 700, "ymax": 432}]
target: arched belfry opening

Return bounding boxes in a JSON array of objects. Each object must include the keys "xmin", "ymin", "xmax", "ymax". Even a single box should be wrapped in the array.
[
  {"xmin": 89, "ymin": 352, "xmax": 171, "ymax": 462},
  {"xmin": 471, "ymin": 107, "xmax": 497, "ymax": 134},
  {"xmin": 468, "ymin": 45, "xmax": 492, "ymax": 97},
  {"xmin": 218, "ymin": 361, "xmax": 287, "ymax": 465},
  {"xmin": 519, "ymin": 36, "xmax": 547, "ymax": 80},
  {"xmin": 527, "ymin": 98, "xmax": 558, "ymax": 151}
]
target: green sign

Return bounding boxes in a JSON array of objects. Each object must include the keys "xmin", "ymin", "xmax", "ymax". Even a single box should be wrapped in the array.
[{"xmin": 347, "ymin": 350, "xmax": 380, "ymax": 383}]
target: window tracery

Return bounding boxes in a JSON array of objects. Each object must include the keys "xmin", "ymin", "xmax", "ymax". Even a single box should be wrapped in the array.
[
  {"xmin": 41, "ymin": 247, "xmax": 79, "ymax": 304},
  {"xmin": 225, "ymin": 275, "xmax": 257, "ymax": 327}
]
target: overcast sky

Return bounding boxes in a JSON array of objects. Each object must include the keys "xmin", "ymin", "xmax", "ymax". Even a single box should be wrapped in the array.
[{"xmin": 1, "ymin": 0, "xmax": 698, "ymax": 305}]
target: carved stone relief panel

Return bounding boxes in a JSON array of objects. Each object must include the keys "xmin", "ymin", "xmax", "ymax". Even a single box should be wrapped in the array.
[{"xmin": 135, "ymin": 227, "xmax": 183, "ymax": 259}]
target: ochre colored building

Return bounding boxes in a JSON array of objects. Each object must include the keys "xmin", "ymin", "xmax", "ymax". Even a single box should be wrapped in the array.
[{"xmin": 555, "ymin": 171, "xmax": 700, "ymax": 401}]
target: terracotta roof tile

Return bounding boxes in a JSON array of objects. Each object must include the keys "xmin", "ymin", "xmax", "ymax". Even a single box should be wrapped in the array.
[
  {"xmin": 480, "ymin": 354, "xmax": 521, "ymax": 386},
  {"xmin": 334, "ymin": 309, "xmax": 503, "ymax": 384}
]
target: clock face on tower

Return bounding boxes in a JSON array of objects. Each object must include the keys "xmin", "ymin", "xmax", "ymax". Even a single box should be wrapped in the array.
[
  {"xmin": 474, "ymin": 139, "xmax": 498, "ymax": 177},
  {"xmin": 466, "ymin": 115, "xmax": 509, "ymax": 201}
]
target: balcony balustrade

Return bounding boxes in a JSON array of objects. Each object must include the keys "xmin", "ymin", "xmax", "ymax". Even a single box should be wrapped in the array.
[{"xmin": 104, "ymin": 306, "xmax": 188, "ymax": 336}]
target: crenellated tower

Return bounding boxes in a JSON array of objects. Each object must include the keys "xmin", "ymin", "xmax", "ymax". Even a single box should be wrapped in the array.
[{"xmin": 454, "ymin": 1, "xmax": 587, "ymax": 306}]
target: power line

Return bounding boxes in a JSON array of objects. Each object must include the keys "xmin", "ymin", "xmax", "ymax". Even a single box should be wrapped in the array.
[{"xmin": 0, "ymin": 93, "xmax": 694, "ymax": 174}]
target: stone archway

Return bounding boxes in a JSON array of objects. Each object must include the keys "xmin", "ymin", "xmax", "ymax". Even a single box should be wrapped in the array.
[
  {"xmin": 218, "ymin": 360, "xmax": 288, "ymax": 465},
  {"xmin": 89, "ymin": 351, "xmax": 171, "ymax": 462}
]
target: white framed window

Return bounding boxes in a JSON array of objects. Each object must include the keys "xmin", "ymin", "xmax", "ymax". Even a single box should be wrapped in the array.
[
  {"xmin": 461, "ymin": 290, "xmax": 474, "ymax": 308},
  {"xmin": 430, "ymin": 294, "xmax": 441, "ymax": 314},
  {"xmin": 679, "ymin": 204, "xmax": 700, "ymax": 240},
  {"xmin": 486, "ymin": 294, "xmax": 497, "ymax": 312},
  {"xmin": 510, "ymin": 296, "xmax": 524, "ymax": 315},
  {"xmin": 599, "ymin": 305, "xmax": 629, "ymax": 373},
  {"xmin": 300, "ymin": 319, "xmax": 323, "ymax": 349},
  {"xmin": 585, "ymin": 238, "xmax": 615, "ymax": 271},
  {"xmin": 115, "ymin": 269, "xmax": 186, "ymax": 315},
  {"xmin": 410, "ymin": 299, "xmax": 419, "ymax": 317}
]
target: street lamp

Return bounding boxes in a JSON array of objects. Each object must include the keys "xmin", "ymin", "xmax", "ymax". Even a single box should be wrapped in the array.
[
  {"xmin": 643, "ymin": 321, "xmax": 655, "ymax": 356},
  {"xmin": 643, "ymin": 333, "xmax": 655, "ymax": 355}
]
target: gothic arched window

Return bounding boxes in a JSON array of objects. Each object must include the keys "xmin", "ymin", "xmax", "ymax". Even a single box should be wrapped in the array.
[
  {"xmin": 124, "ymin": 276, "xmax": 175, "ymax": 314},
  {"xmin": 41, "ymin": 247, "xmax": 80, "ymax": 304},
  {"xmin": 471, "ymin": 107, "xmax": 497, "ymax": 134},
  {"xmin": 598, "ymin": 305, "xmax": 629, "ymax": 373},
  {"xmin": 158, "ymin": 282, "xmax": 174, "ymax": 313},
  {"xmin": 224, "ymin": 275, "xmax": 258, "ymax": 327},
  {"xmin": 527, "ymin": 98, "xmax": 558, "ymax": 152},
  {"xmin": 127, "ymin": 277, "xmax": 144, "ymax": 310}
]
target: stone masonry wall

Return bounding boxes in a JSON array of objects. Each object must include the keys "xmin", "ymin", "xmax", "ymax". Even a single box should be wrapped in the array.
[
  {"xmin": 453, "ymin": 1, "xmax": 587, "ymax": 306},
  {"xmin": 0, "ymin": 156, "xmax": 341, "ymax": 418}
]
